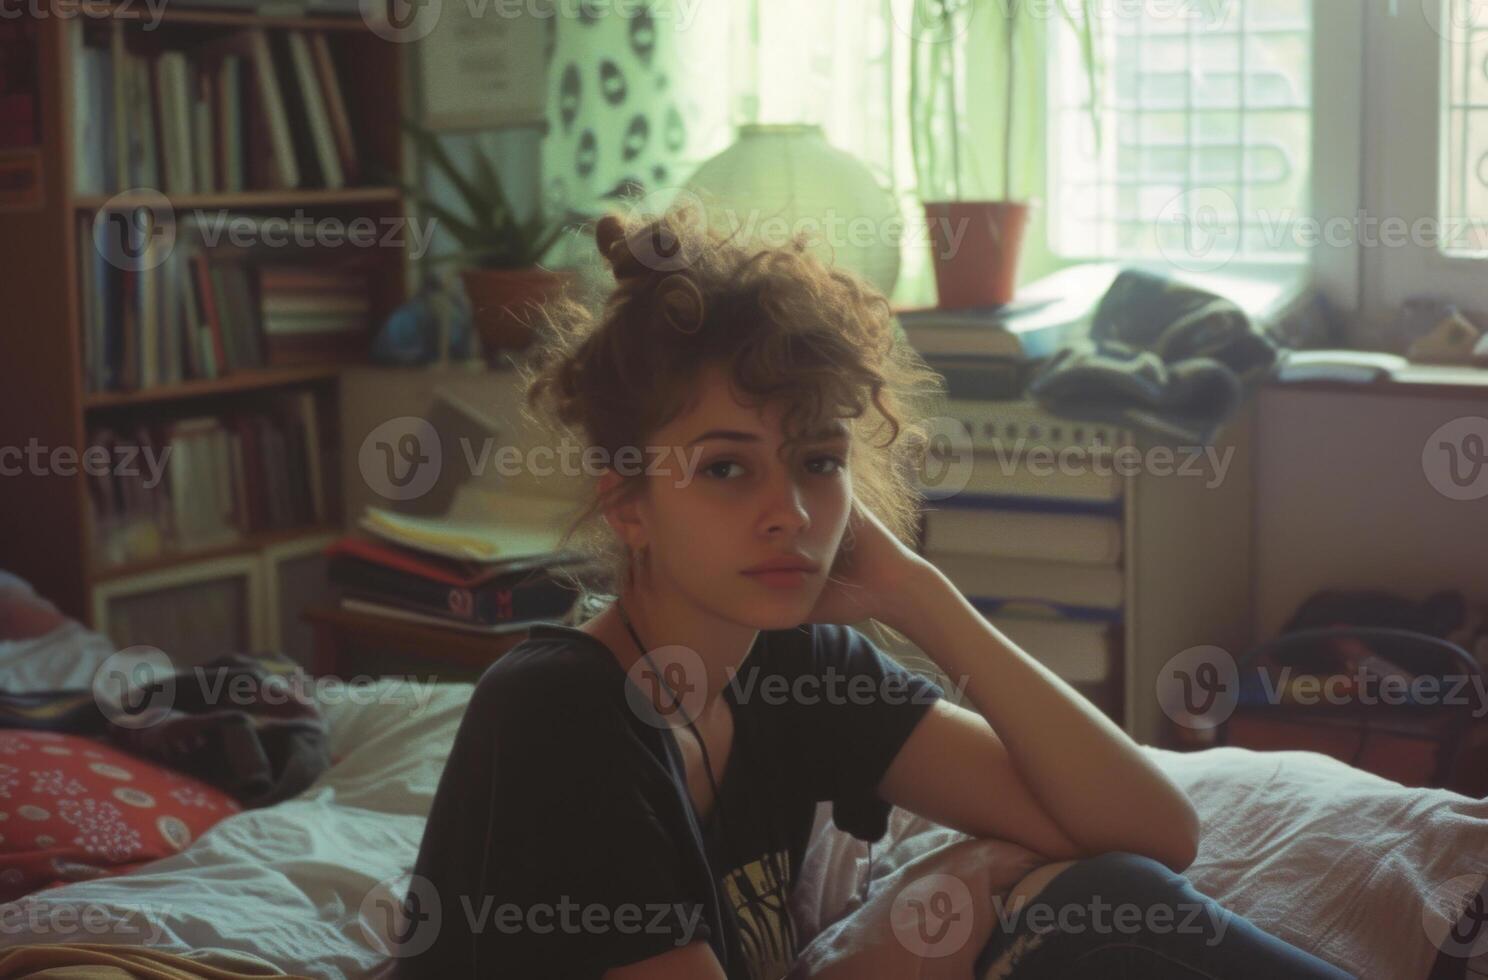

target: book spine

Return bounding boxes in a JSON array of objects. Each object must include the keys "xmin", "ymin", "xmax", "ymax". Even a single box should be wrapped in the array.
[
  {"xmin": 288, "ymin": 31, "xmax": 343, "ymax": 189},
  {"xmin": 248, "ymin": 28, "xmax": 300, "ymax": 189}
]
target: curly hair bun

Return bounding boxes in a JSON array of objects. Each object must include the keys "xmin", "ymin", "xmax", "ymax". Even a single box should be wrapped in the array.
[
  {"xmin": 595, "ymin": 213, "xmax": 650, "ymax": 283},
  {"xmin": 595, "ymin": 214, "xmax": 627, "ymax": 264}
]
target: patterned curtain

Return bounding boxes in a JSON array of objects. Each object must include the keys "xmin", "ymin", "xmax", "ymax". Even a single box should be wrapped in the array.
[{"xmin": 541, "ymin": 2, "xmax": 691, "ymax": 212}]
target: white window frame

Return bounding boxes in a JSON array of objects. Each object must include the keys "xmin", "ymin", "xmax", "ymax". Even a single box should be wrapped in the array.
[
  {"xmin": 1309, "ymin": 0, "xmax": 1366, "ymax": 317},
  {"xmin": 1048, "ymin": 0, "xmax": 1488, "ymax": 330},
  {"xmin": 1359, "ymin": 0, "xmax": 1488, "ymax": 321}
]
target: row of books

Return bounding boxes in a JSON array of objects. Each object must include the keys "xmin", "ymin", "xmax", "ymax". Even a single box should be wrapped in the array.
[
  {"xmin": 73, "ymin": 25, "xmax": 360, "ymax": 195},
  {"xmin": 79, "ymin": 214, "xmax": 372, "ymax": 393},
  {"xmin": 922, "ymin": 424, "xmax": 1126, "ymax": 691},
  {"xmin": 326, "ymin": 499, "xmax": 592, "ymax": 631},
  {"xmin": 87, "ymin": 392, "xmax": 334, "ymax": 568}
]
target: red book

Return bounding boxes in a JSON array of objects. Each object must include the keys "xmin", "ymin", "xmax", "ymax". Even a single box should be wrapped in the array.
[
  {"xmin": 326, "ymin": 536, "xmax": 494, "ymax": 588},
  {"xmin": 192, "ymin": 253, "xmax": 229, "ymax": 373}
]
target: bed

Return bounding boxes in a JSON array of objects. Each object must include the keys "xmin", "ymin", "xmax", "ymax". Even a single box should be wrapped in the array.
[{"xmin": 0, "ymin": 572, "xmax": 1485, "ymax": 979}]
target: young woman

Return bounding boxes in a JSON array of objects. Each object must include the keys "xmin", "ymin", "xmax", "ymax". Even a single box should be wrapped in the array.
[{"xmin": 396, "ymin": 211, "xmax": 1353, "ymax": 980}]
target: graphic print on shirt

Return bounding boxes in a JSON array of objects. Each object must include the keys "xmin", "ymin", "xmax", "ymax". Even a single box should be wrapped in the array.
[{"xmin": 719, "ymin": 847, "xmax": 796, "ymax": 980}]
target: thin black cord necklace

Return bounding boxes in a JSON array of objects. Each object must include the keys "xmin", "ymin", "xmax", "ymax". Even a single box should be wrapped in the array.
[
  {"xmin": 615, "ymin": 598, "xmax": 729, "ymax": 841},
  {"xmin": 614, "ymin": 598, "xmax": 798, "ymax": 973}
]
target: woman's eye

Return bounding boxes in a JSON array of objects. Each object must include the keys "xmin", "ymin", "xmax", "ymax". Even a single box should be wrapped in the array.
[
  {"xmin": 703, "ymin": 459, "xmax": 743, "ymax": 480},
  {"xmin": 807, "ymin": 454, "xmax": 846, "ymax": 476}
]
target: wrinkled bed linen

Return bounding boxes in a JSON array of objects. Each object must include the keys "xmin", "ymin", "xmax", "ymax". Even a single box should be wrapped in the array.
[
  {"xmin": 0, "ymin": 653, "xmax": 1481, "ymax": 980},
  {"xmin": 787, "ymin": 746, "xmax": 1488, "ymax": 980}
]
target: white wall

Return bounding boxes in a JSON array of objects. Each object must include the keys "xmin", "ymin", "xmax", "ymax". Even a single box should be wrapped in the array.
[{"xmin": 1254, "ymin": 386, "xmax": 1488, "ymax": 638}]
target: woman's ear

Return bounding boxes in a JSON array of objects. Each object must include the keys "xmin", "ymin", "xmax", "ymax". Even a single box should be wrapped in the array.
[{"xmin": 597, "ymin": 468, "xmax": 647, "ymax": 552}]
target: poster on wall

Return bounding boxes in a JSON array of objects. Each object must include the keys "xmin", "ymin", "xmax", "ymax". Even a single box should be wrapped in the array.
[{"xmin": 417, "ymin": 6, "xmax": 550, "ymax": 131}]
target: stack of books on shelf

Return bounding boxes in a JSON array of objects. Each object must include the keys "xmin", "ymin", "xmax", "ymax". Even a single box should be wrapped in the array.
[
  {"xmin": 78, "ymin": 215, "xmax": 374, "ymax": 393},
  {"xmin": 86, "ymin": 390, "xmax": 334, "ymax": 569},
  {"xmin": 259, "ymin": 265, "xmax": 373, "ymax": 365},
  {"xmin": 326, "ymin": 500, "xmax": 594, "ymax": 633},
  {"xmin": 896, "ymin": 263, "xmax": 1123, "ymax": 400},
  {"xmin": 919, "ymin": 416, "xmax": 1125, "ymax": 710},
  {"xmin": 72, "ymin": 26, "xmax": 359, "ymax": 195}
]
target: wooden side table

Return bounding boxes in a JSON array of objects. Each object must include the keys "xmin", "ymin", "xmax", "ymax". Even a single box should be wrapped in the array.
[{"xmin": 302, "ymin": 604, "xmax": 533, "ymax": 679}]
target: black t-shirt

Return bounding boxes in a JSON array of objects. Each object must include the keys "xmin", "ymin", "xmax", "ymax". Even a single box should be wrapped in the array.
[{"xmin": 393, "ymin": 621, "xmax": 944, "ymax": 980}]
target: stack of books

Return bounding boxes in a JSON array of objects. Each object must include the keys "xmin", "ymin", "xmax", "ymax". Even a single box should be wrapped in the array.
[
  {"xmin": 73, "ymin": 27, "xmax": 358, "ymax": 195},
  {"xmin": 327, "ymin": 501, "xmax": 593, "ymax": 633},
  {"xmin": 896, "ymin": 263, "xmax": 1123, "ymax": 400},
  {"xmin": 919, "ymin": 405, "xmax": 1125, "ymax": 706},
  {"xmin": 86, "ymin": 390, "xmax": 333, "ymax": 567},
  {"xmin": 258, "ymin": 265, "xmax": 373, "ymax": 366}
]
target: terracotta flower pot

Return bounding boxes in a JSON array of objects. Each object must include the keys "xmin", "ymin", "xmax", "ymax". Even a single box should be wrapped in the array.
[
  {"xmin": 922, "ymin": 200, "xmax": 1031, "ymax": 309},
  {"xmin": 460, "ymin": 266, "xmax": 571, "ymax": 359}
]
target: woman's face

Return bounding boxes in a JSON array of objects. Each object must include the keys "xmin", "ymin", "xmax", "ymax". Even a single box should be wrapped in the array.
[{"xmin": 627, "ymin": 364, "xmax": 854, "ymax": 631}]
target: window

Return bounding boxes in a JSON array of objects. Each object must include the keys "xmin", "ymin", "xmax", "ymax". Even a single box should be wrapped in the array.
[
  {"xmin": 1441, "ymin": 0, "xmax": 1488, "ymax": 256},
  {"xmin": 1362, "ymin": 0, "xmax": 1488, "ymax": 319},
  {"xmin": 1050, "ymin": 0, "xmax": 1314, "ymax": 270}
]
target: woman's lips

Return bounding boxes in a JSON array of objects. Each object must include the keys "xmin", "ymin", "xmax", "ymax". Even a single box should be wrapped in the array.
[{"xmin": 741, "ymin": 569, "xmax": 812, "ymax": 590}]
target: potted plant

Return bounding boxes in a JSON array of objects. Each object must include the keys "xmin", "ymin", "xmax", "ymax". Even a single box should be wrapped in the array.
[
  {"xmin": 400, "ymin": 121, "xmax": 589, "ymax": 357},
  {"xmin": 909, "ymin": 0, "xmax": 1102, "ymax": 308}
]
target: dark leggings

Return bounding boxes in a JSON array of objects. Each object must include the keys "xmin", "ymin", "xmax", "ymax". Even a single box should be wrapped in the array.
[{"xmin": 973, "ymin": 852, "xmax": 1356, "ymax": 980}]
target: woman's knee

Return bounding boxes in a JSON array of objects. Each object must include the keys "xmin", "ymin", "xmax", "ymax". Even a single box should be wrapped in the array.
[
  {"xmin": 1007, "ymin": 859, "xmax": 1079, "ymax": 908},
  {"xmin": 1010, "ymin": 851, "xmax": 1192, "ymax": 908}
]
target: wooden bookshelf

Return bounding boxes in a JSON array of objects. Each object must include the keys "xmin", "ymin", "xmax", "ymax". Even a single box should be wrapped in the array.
[
  {"xmin": 88, "ymin": 523, "xmax": 342, "ymax": 584},
  {"xmin": 0, "ymin": 5, "xmax": 408, "ymax": 626},
  {"xmin": 83, "ymin": 364, "xmax": 344, "ymax": 409},
  {"xmin": 77, "ymin": 187, "xmax": 402, "ymax": 210}
]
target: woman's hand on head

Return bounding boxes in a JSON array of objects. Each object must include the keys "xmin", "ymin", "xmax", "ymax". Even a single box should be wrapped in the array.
[{"xmin": 804, "ymin": 498, "xmax": 934, "ymax": 628}]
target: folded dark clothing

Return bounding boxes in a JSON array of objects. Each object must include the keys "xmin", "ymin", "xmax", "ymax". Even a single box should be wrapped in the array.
[
  {"xmin": 0, "ymin": 652, "xmax": 330, "ymax": 807},
  {"xmin": 1028, "ymin": 269, "xmax": 1280, "ymax": 445},
  {"xmin": 1089, "ymin": 268, "xmax": 1278, "ymax": 377}
]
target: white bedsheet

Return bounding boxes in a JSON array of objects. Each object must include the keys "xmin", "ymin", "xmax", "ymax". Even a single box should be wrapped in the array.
[{"xmin": 1, "ymin": 636, "xmax": 1484, "ymax": 980}]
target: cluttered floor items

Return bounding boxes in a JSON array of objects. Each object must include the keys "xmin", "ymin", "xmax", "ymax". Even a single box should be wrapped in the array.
[{"xmin": 1204, "ymin": 588, "xmax": 1488, "ymax": 797}]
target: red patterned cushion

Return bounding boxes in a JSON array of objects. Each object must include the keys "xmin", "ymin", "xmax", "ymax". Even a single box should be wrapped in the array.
[{"xmin": 0, "ymin": 730, "xmax": 241, "ymax": 902}]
